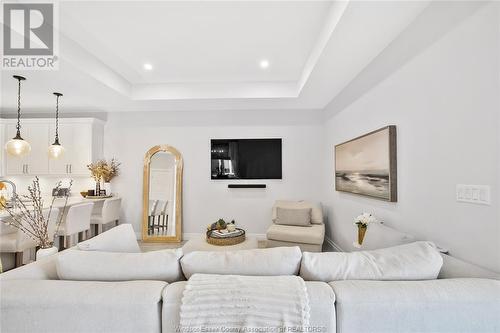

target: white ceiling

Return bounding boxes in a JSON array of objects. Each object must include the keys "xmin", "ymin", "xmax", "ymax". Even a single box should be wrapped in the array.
[
  {"xmin": 0, "ymin": 1, "xmax": 439, "ymax": 114},
  {"xmin": 63, "ymin": 1, "xmax": 332, "ymax": 84}
]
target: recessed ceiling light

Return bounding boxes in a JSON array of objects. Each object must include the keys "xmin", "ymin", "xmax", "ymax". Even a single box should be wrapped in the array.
[
  {"xmin": 259, "ymin": 59, "xmax": 270, "ymax": 69},
  {"xmin": 143, "ymin": 63, "xmax": 153, "ymax": 71}
]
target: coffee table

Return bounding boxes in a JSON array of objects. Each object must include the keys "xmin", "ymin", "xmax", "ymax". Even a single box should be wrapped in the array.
[{"xmin": 182, "ymin": 234, "xmax": 258, "ymax": 254}]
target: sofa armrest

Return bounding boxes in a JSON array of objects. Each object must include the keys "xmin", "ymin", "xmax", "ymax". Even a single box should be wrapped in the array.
[
  {"xmin": 439, "ymin": 254, "xmax": 500, "ymax": 280},
  {"xmin": 329, "ymin": 278, "xmax": 500, "ymax": 333}
]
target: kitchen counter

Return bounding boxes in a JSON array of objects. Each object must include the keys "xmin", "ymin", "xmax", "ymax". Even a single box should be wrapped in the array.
[{"xmin": 0, "ymin": 196, "xmax": 119, "ymax": 220}]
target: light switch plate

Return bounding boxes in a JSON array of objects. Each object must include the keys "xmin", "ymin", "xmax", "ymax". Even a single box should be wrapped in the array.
[{"xmin": 456, "ymin": 184, "xmax": 491, "ymax": 205}]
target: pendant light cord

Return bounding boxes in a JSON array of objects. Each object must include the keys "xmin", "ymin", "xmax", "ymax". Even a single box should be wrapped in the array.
[
  {"xmin": 55, "ymin": 94, "xmax": 60, "ymax": 142},
  {"xmin": 52, "ymin": 92, "xmax": 63, "ymax": 145},
  {"xmin": 12, "ymin": 75, "xmax": 26, "ymax": 140},
  {"xmin": 16, "ymin": 77, "xmax": 21, "ymax": 136}
]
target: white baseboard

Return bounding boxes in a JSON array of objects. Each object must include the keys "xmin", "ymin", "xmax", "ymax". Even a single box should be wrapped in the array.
[
  {"xmin": 182, "ymin": 233, "xmax": 200, "ymax": 240},
  {"xmin": 324, "ymin": 237, "xmax": 343, "ymax": 252}
]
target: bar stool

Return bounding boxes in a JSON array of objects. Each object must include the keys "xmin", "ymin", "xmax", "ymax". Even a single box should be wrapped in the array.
[
  {"xmin": 148, "ymin": 199, "xmax": 158, "ymax": 232},
  {"xmin": 158, "ymin": 200, "xmax": 168, "ymax": 230},
  {"xmin": 0, "ymin": 208, "xmax": 59, "ymax": 267},
  {"xmin": 90, "ymin": 197, "xmax": 121, "ymax": 236},
  {"xmin": 57, "ymin": 203, "xmax": 94, "ymax": 250},
  {"xmin": 151, "ymin": 200, "xmax": 168, "ymax": 233}
]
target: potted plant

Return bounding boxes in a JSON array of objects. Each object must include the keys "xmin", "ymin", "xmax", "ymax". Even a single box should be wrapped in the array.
[
  {"xmin": 0, "ymin": 177, "xmax": 72, "ymax": 260},
  {"xmin": 354, "ymin": 212, "xmax": 377, "ymax": 246}
]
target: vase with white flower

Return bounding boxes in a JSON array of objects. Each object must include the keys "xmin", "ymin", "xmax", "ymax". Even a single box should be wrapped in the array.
[{"xmin": 354, "ymin": 213, "xmax": 377, "ymax": 246}]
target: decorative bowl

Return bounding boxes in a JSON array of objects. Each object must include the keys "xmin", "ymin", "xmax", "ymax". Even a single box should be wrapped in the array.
[{"xmin": 80, "ymin": 191, "xmax": 88, "ymax": 198}]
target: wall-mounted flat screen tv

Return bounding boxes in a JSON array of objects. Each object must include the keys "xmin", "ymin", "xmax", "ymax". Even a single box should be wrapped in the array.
[{"xmin": 211, "ymin": 139, "xmax": 282, "ymax": 180}]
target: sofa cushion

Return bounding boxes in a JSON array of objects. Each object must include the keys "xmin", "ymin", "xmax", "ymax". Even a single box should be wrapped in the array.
[
  {"xmin": 161, "ymin": 280, "xmax": 336, "ymax": 333},
  {"xmin": 56, "ymin": 248, "xmax": 183, "ymax": 282},
  {"xmin": 0, "ymin": 280, "xmax": 166, "ymax": 333},
  {"xmin": 162, "ymin": 281, "xmax": 186, "ymax": 333},
  {"xmin": 275, "ymin": 207, "xmax": 312, "ymax": 226},
  {"xmin": 272, "ymin": 200, "xmax": 323, "ymax": 224},
  {"xmin": 360, "ymin": 223, "xmax": 415, "ymax": 250},
  {"xmin": 180, "ymin": 247, "xmax": 302, "ymax": 279},
  {"xmin": 77, "ymin": 224, "xmax": 140, "ymax": 253},
  {"xmin": 329, "ymin": 278, "xmax": 500, "ymax": 333},
  {"xmin": 300, "ymin": 241, "xmax": 443, "ymax": 281},
  {"xmin": 267, "ymin": 223, "xmax": 325, "ymax": 245}
]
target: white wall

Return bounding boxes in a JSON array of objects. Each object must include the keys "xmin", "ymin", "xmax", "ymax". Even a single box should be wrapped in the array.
[
  {"xmin": 322, "ymin": 4, "xmax": 500, "ymax": 272},
  {"xmin": 5, "ymin": 176, "xmax": 94, "ymax": 198},
  {"xmin": 104, "ymin": 109, "xmax": 324, "ymax": 237}
]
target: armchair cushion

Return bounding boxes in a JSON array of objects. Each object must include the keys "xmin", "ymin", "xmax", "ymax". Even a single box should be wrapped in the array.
[
  {"xmin": 272, "ymin": 200, "xmax": 323, "ymax": 224},
  {"xmin": 267, "ymin": 223, "xmax": 325, "ymax": 245},
  {"xmin": 275, "ymin": 207, "xmax": 312, "ymax": 227}
]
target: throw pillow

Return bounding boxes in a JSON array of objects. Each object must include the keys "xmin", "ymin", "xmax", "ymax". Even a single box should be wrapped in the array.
[
  {"xmin": 77, "ymin": 224, "xmax": 140, "ymax": 253},
  {"xmin": 181, "ymin": 246, "xmax": 302, "ymax": 279},
  {"xmin": 272, "ymin": 200, "xmax": 323, "ymax": 224},
  {"xmin": 275, "ymin": 207, "xmax": 312, "ymax": 227},
  {"xmin": 56, "ymin": 248, "xmax": 183, "ymax": 282},
  {"xmin": 300, "ymin": 241, "xmax": 443, "ymax": 281}
]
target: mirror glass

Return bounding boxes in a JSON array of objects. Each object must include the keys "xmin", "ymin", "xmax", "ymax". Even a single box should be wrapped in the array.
[{"xmin": 143, "ymin": 145, "xmax": 182, "ymax": 242}]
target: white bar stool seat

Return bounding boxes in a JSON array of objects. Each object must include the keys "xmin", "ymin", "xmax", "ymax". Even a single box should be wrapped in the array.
[
  {"xmin": 57, "ymin": 202, "xmax": 94, "ymax": 250},
  {"xmin": 90, "ymin": 197, "xmax": 122, "ymax": 235},
  {"xmin": 0, "ymin": 208, "xmax": 59, "ymax": 267}
]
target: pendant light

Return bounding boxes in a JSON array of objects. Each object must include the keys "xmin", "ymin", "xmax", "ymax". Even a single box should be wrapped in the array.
[
  {"xmin": 5, "ymin": 75, "xmax": 31, "ymax": 157},
  {"xmin": 48, "ymin": 92, "xmax": 64, "ymax": 159}
]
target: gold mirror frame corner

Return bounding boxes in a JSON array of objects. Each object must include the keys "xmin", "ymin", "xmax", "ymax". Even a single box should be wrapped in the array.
[{"xmin": 142, "ymin": 145, "xmax": 183, "ymax": 243}]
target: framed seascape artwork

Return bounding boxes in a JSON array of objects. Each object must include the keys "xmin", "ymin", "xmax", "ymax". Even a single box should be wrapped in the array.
[{"xmin": 335, "ymin": 125, "xmax": 397, "ymax": 202}]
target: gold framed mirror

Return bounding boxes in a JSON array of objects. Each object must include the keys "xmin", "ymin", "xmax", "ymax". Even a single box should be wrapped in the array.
[{"xmin": 142, "ymin": 145, "xmax": 183, "ymax": 242}]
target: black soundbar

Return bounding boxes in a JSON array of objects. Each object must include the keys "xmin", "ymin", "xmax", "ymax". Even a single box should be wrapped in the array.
[{"xmin": 228, "ymin": 184, "xmax": 266, "ymax": 189}]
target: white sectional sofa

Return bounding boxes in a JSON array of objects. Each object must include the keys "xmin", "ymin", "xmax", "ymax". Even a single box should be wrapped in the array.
[{"xmin": 1, "ymin": 226, "xmax": 499, "ymax": 333}]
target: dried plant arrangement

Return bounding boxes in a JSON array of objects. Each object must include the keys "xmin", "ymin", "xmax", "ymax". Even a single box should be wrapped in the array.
[
  {"xmin": 0, "ymin": 177, "xmax": 72, "ymax": 249},
  {"xmin": 102, "ymin": 158, "xmax": 121, "ymax": 182},
  {"xmin": 87, "ymin": 158, "xmax": 121, "ymax": 182}
]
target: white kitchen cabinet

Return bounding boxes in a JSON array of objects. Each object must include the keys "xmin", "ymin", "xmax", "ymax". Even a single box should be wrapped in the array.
[
  {"xmin": 48, "ymin": 121, "xmax": 94, "ymax": 176},
  {"xmin": 0, "ymin": 121, "xmax": 5, "ymax": 177},
  {"xmin": 2, "ymin": 118, "xmax": 104, "ymax": 177}
]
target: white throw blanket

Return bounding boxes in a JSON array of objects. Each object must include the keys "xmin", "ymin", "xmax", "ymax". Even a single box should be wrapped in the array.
[{"xmin": 179, "ymin": 274, "xmax": 310, "ymax": 332}]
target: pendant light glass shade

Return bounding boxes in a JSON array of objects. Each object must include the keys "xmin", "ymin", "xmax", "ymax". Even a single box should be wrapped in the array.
[
  {"xmin": 48, "ymin": 92, "xmax": 64, "ymax": 159},
  {"xmin": 5, "ymin": 137, "xmax": 31, "ymax": 157},
  {"xmin": 5, "ymin": 75, "xmax": 31, "ymax": 157},
  {"xmin": 48, "ymin": 142, "xmax": 65, "ymax": 159}
]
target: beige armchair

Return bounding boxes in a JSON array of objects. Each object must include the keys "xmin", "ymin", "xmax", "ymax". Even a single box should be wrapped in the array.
[{"xmin": 266, "ymin": 200, "xmax": 325, "ymax": 252}]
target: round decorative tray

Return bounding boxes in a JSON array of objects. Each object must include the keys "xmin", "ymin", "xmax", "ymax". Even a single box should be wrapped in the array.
[
  {"xmin": 206, "ymin": 228, "xmax": 246, "ymax": 246},
  {"xmin": 85, "ymin": 195, "xmax": 113, "ymax": 199}
]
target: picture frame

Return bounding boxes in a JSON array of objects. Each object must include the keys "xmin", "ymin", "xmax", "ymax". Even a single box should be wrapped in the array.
[{"xmin": 334, "ymin": 125, "xmax": 397, "ymax": 202}]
